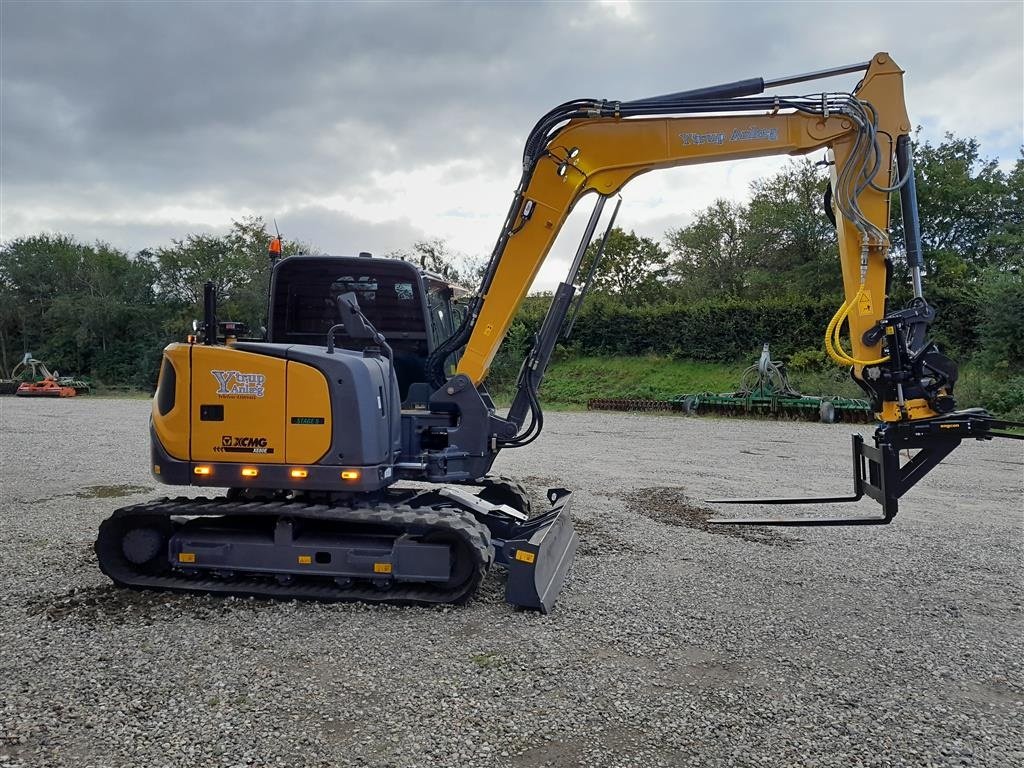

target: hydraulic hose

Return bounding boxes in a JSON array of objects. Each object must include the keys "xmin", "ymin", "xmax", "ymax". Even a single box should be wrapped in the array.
[{"xmin": 825, "ymin": 287, "xmax": 891, "ymax": 367}]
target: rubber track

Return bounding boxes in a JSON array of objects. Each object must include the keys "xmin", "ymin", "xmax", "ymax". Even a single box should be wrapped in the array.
[
  {"xmin": 474, "ymin": 474, "xmax": 533, "ymax": 515},
  {"xmin": 96, "ymin": 497, "xmax": 493, "ymax": 607}
]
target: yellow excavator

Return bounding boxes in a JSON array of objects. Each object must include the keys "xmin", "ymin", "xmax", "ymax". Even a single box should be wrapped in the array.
[{"xmin": 96, "ymin": 53, "xmax": 1021, "ymax": 612}]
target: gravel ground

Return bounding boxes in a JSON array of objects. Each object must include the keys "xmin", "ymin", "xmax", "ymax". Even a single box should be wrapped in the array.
[{"xmin": 1, "ymin": 397, "xmax": 1021, "ymax": 768}]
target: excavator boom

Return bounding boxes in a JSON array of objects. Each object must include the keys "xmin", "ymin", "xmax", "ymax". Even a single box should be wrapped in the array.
[{"xmin": 455, "ymin": 54, "xmax": 910, "ymax": 388}]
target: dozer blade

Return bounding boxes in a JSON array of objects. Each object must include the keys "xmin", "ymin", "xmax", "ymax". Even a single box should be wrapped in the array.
[{"xmin": 498, "ymin": 488, "xmax": 578, "ymax": 613}]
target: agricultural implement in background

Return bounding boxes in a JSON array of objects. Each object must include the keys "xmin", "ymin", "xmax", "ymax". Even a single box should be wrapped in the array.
[
  {"xmin": 588, "ymin": 344, "xmax": 873, "ymax": 423},
  {"xmin": 0, "ymin": 353, "xmax": 90, "ymax": 397}
]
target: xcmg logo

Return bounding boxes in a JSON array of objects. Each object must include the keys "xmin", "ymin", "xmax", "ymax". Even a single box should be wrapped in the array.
[
  {"xmin": 210, "ymin": 369, "xmax": 266, "ymax": 398},
  {"xmin": 215, "ymin": 435, "xmax": 274, "ymax": 455},
  {"xmin": 221, "ymin": 435, "xmax": 267, "ymax": 448}
]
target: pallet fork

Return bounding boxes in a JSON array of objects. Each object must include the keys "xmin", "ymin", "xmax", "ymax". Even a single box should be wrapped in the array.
[{"xmin": 710, "ymin": 410, "xmax": 1023, "ymax": 526}]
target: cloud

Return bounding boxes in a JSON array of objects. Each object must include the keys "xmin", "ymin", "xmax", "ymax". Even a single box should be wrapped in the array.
[
  {"xmin": 2, "ymin": 1, "xmax": 1021, "ymax": 290},
  {"xmin": 275, "ymin": 205, "xmax": 427, "ymax": 259}
]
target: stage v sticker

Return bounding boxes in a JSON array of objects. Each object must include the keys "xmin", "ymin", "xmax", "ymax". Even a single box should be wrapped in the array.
[
  {"xmin": 215, "ymin": 435, "xmax": 275, "ymax": 455},
  {"xmin": 211, "ymin": 369, "xmax": 266, "ymax": 398}
]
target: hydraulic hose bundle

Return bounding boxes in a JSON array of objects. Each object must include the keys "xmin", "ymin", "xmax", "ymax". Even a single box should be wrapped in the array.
[
  {"xmin": 821, "ymin": 97, "xmax": 914, "ymax": 369},
  {"xmin": 825, "ymin": 290, "xmax": 891, "ymax": 367}
]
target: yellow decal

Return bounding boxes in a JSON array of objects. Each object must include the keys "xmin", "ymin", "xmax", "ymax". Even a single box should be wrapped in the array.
[
  {"xmin": 514, "ymin": 550, "xmax": 536, "ymax": 564},
  {"xmin": 178, "ymin": 552, "xmax": 196, "ymax": 563},
  {"xmin": 857, "ymin": 290, "xmax": 874, "ymax": 315},
  {"xmin": 483, "ymin": 323, "xmax": 494, "ymax": 337},
  {"xmin": 373, "ymin": 562, "xmax": 392, "ymax": 574},
  {"xmin": 209, "ymin": 369, "xmax": 267, "ymax": 399},
  {"xmin": 298, "ymin": 555, "xmax": 312, "ymax": 565}
]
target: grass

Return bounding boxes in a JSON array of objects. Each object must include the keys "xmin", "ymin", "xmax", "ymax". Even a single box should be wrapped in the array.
[
  {"xmin": 528, "ymin": 354, "xmax": 871, "ymax": 407},
  {"xmin": 492, "ymin": 355, "xmax": 747, "ymax": 407},
  {"xmin": 787, "ymin": 369, "xmax": 864, "ymax": 400},
  {"xmin": 470, "ymin": 652, "xmax": 504, "ymax": 669},
  {"xmin": 495, "ymin": 354, "xmax": 1024, "ymax": 420}
]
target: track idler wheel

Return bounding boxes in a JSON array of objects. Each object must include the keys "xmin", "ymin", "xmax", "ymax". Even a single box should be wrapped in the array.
[
  {"xmin": 476, "ymin": 475, "xmax": 533, "ymax": 515},
  {"xmin": 96, "ymin": 514, "xmax": 173, "ymax": 579}
]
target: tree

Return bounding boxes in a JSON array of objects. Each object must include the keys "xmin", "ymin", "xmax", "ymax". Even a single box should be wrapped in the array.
[
  {"xmin": 742, "ymin": 159, "xmax": 839, "ymax": 297},
  {"xmin": 577, "ymin": 227, "xmax": 670, "ymax": 303},
  {"xmin": 0, "ymin": 269, "xmax": 15, "ymax": 376},
  {"xmin": 890, "ymin": 133, "xmax": 1012, "ymax": 289},
  {"xmin": 665, "ymin": 160, "xmax": 840, "ymax": 301},
  {"xmin": 0, "ymin": 234, "xmax": 173, "ymax": 385},
  {"xmin": 145, "ymin": 216, "xmax": 305, "ymax": 333},
  {"xmin": 0, "ymin": 219, "xmax": 312, "ymax": 386},
  {"xmin": 664, "ymin": 199, "xmax": 749, "ymax": 299},
  {"xmin": 986, "ymin": 152, "xmax": 1024, "ymax": 274},
  {"xmin": 387, "ymin": 238, "xmax": 485, "ymax": 288},
  {"xmin": 976, "ymin": 270, "xmax": 1024, "ymax": 372}
]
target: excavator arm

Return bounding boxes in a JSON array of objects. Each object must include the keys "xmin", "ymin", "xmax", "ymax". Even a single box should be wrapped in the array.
[
  {"xmin": 456, "ymin": 54, "xmax": 909, "ymax": 391},
  {"xmin": 428, "ymin": 52, "xmax": 1021, "ymax": 525}
]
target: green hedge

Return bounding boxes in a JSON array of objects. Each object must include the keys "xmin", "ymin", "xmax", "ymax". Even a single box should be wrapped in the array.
[{"xmin": 512, "ymin": 291, "xmax": 981, "ymax": 363}]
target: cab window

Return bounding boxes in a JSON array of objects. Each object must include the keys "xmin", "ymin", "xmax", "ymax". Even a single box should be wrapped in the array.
[{"xmin": 425, "ymin": 285, "xmax": 454, "ymax": 348}]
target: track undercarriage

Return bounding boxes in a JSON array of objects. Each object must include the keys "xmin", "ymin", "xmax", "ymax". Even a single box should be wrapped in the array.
[{"xmin": 95, "ymin": 478, "xmax": 578, "ymax": 613}]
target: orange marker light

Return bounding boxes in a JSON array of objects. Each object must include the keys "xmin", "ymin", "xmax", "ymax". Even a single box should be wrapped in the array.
[
  {"xmin": 290, "ymin": 469, "xmax": 309, "ymax": 479},
  {"xmin": 341, "ymin": 470, "xmax": 361, "ymax": 481},
  {"xmin": 193, "ymin": 466, "xmax": 212, "ymax": 476},
  {"xmin": 269, "ymin": 237, "xmax": 282, "ymax": 256},
  {"xmin": 241, "ymin": 468, "xmax": 259, "ymax": 478}
]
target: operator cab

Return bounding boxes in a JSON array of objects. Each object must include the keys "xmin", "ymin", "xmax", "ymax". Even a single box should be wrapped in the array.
[{"xmin": 267, "ymin": 255, "xmax": 469, "ymax": 403}]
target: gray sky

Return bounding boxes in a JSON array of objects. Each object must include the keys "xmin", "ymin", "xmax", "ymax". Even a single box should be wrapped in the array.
[{"xmin": 2, "ymin": 0, "xmax": 1022, "ymax": 289}]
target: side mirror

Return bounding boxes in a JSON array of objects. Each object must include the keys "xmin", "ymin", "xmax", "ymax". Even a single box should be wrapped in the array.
[
  {"xmin": 326, "ymin": 293, "xmax": 390, "ymax": 357},
  {"xmin": 335, "ymin": 292, "xmax": 377, "ymax": 341}
]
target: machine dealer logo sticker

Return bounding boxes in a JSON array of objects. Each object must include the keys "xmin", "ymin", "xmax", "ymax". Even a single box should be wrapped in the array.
[
  {"xmin": 680, "ymin": 131, "xmax": 725, "ymax": 146},
  {"xmin": 216, "ymin": 435, "xmax": 274, "ymax": 455},
  {"xmin": 211, "ymin": 369, "xmax": 266, "ymax": 398},
  {"xmin": 730, "ymin": 126, "xmax": 778, "ymax": 141},
  {"xmin": 680, "ymin": 125, "xmax": 778, "ymax": 146}
]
